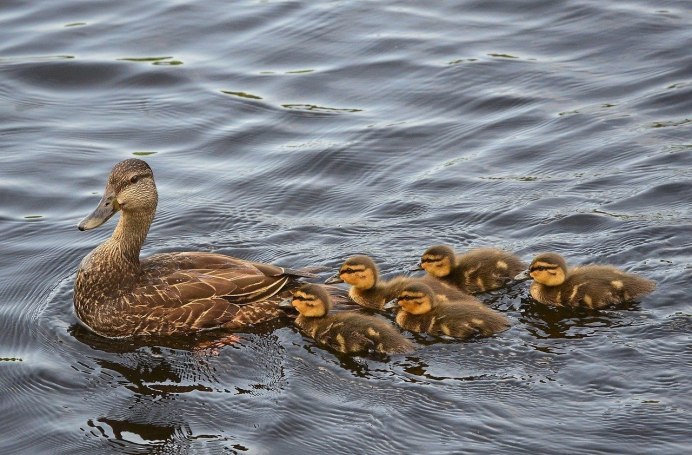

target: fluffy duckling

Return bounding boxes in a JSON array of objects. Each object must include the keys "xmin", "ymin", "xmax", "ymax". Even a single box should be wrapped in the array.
[
  {"xmin": 325, "ymin": 255, "xmax": 470, "ymax": 310},
  {"xmin": 385, "ymin": 283, "xmax": 510, "ymax": 339},
  {"xmin": 419, "ymin": 245, "xmax": 525, "ymax": 294},
  {"xmin": 284, "ymin": 284, "xmax": 414, "ymax": 355},
  {"xmin": 515, "ymin": 252, "xmax": 656, "ymax": 308}
]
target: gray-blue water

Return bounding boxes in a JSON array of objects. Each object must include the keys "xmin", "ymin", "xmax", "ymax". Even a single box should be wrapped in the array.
[{"xmin": 1, "ymin": 1, "xmax": 690, "ymax": 453}]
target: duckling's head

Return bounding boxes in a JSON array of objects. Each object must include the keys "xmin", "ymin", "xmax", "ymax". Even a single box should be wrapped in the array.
[
  {"xmin": 526, "ymin": 253, "xmax": 568, "ymax": 286},
  {"xmin": 327, "ymin": 255, "xmax": 379, "ymax": 290},
  {"xmin": 419, "ymin": 245, "xmax": 455, "ymax": 278},
  {"xmin": 395, "ymin": 282, "xmax": 435, "ymax": 315},
  {"xmin": 291, "ymin": 284, "xmax": 332, "ymax": 317},
  {"xmin": 79, "ymin": 159, "xmax": 158, "ymax": 230}
]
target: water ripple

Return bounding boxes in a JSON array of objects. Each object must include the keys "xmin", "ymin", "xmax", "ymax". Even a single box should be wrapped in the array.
[{"xmin": 1, "ymin": 0, "xmax": 691, "ymax": 453}]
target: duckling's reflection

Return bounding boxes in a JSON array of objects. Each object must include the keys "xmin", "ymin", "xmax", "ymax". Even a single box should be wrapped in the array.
[{"xmin": 518, "ymin": 296, "xmax": 640, "ymax": 339}]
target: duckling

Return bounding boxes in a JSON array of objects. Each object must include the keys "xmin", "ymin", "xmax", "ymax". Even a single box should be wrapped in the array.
[
  {"xmin": 418, "ymin": 245, "xmax": 525, "ymax": 294},
  {"xmin": 284, "ymin": 284, "xmax": 414, "ymax": 355},
  {"xmin": 385, "ymin": 283, "xmax": 510, "ymax": 339},
  {"xmin": 514, "ymin": 252, "xmax": 656, "ymax": 308},
  {"xmin": 325, "ymin": 255, "xmax": 470, "ymax": 310}
]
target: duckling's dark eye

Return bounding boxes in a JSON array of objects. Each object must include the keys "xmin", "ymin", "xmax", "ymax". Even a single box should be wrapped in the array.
[
  {"xmin": 130, "ymin": 175, "xmax": 139, "ymax": 184},
  {"xmin": 341, "ymin": 268, "xmax": 360, "ymax": 275}
]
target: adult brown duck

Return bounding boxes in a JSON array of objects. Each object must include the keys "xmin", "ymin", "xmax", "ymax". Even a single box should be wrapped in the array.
[{"xmin": 74, "ymin": 158, "xmax": 315, "ymax": 338}]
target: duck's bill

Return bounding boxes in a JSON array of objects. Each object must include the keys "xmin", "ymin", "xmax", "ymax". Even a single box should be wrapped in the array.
[
  {"xmin": 78, "ymin": 189, "xmax": 119, "ymax": 231},
  {"xmin": 410, "ymin": 264, "xmax": 424, "ymax": 272},
  {"xmin": 513, "ymin": 270, "xmax": 531, "ymax": 282},
  {"xmin": 277, "ymin": 297, "xmax": 295, "ymax": 309},
  {"xmin": 382, "ymin": 299, "xmax": 398, "ymax": 310},
  {"xmin": 324, "ymin": 273, "xmax": 343, "ymax": 285}
]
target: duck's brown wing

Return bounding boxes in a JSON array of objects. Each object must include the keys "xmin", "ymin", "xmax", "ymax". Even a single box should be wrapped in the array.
[
  {"xmin": 141, "ymin": 252, "xmax": 257, "ymax": 276},
  {"xmin": 122, "ymin": 252, "xmax": 309, "ymax": 333},
  {"xmin": 130, "ymin": 297, "xmax": 285, "ymax": 335},
  {"xmin": 140, "ymin": 251, "xmax": 316, "ymax": 304},
  {"xmin": 130, "ymin": 267, "xmax": 292, "ymax": 309},
  {"xmin": 142, "ymin": 252, "xmax": 318, "ymax": 277}
]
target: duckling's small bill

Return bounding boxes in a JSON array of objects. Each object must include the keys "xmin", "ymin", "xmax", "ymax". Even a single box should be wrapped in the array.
[
  {"xmin": 277, "ymin": 297, "xmax": 295, "ymax": 309},
  {"xmin": 324, "ymin": 273, "xmax": 343, "ymax": 284},
  {"xmin": 382, "ymin": 299, "xmax": 398, "ymax": 310},
  {"xmin": 513, "ymin": 270, "xmax": 531, "ymax": 281}
]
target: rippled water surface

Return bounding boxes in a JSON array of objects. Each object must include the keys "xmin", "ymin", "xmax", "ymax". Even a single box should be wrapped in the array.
[{"xmin": 1, "ymin": 0, "xmax": 690, "ymax": 453}]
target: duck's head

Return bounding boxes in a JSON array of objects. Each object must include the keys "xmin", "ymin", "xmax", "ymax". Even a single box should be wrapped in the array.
[
  {"xmin": 325, "ymin": 255, "xmax": 378, "ymax": 290},
  {"xmin": 419, "ymin": 245, "xmax": 455, "ymax": 278},
  {"xmin": 78, "ymin": 159, "xmax": 158, "ymax": 231},
  {"xmin": 289, "ymin": 284, "xmax": 332, "ymax": 317},
  {"xmin": 388, "ymin": 282, "xmax": 435, "ymax": 315},
  {"xmin": 515, "ymin": 253, "xmax": 567, "ymax": 286}
]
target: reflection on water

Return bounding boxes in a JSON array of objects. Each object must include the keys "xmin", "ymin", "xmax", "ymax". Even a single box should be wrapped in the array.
[
  {"xmin": 519, "ymin": 298, "xmax": 642, "ymax": 339},
  {"xmin": 1, "ymin": 0, "xmax": 691, "ymax": 453}
]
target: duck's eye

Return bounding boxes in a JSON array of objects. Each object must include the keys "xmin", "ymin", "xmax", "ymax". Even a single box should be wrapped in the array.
[{"xmin": 130, "ymin": 175, "xmax": 139, "ymax": 184}]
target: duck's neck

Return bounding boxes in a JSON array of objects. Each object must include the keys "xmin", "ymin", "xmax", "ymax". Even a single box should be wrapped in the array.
[
  {"xmin": 84, "ymin": 208, "xmax": 154, "ymax": 288},
  {"xmin": 108, "ymin": 208, "xmax": 154, "ymax": 263}
]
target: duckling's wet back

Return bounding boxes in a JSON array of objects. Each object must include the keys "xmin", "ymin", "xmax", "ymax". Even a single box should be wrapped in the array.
[{"xmin": 0, "ymin": 1, "xmax": 689, "ymax": 453}]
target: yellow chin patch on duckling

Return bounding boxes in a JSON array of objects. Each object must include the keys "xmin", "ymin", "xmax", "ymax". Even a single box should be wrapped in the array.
[
  {"xmin": 529, "ymin": 261, "xmax": 566, "ymax": 286},
  {"xmin": 421, "ymin": 255, "xmax": 452, "ymax": 278},
  {"xmin": 340, "ymin": 266, "xmax": 376, "ymax": 290},
  {"xmin": 292, "ymin": 291, "xmax": 328, "ymax": 317},
  {"xmin": 397, "ymin": 291, "xmax": 433, "ymax": 315}
]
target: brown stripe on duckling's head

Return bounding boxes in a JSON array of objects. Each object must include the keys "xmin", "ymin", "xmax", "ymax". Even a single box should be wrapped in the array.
[
  {"xmin": 420, "ymin": 245, "xmax": 455, "ymax": 278},
  {"xmin": 528, "ymin": 252, "xmax": 567, "ymax": 286},
  {"xmin": 396, "ymin": 282, "xmax": 435, "ymax": 315},
  {"xmin": 291, "ymin": 283, "xmax": 332, "ymax": 317},
  {"xmin": 335, "ymin": 255, "xmax": 378, "ymax": 290}
]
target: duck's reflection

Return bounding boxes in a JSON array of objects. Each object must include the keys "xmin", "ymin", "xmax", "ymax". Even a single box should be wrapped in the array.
[
  {"xmin": 69, "ymin": 321, "xmax": 288, "ymax": 450},
  {"xmin": 86, "ymin": 416, "xmax": 191, "ymax": 446}
]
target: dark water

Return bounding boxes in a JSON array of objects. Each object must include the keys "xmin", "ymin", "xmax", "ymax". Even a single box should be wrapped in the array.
[{"xmin": 1, "ymin": 0, "xmax": 690, "ymax": 453}]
